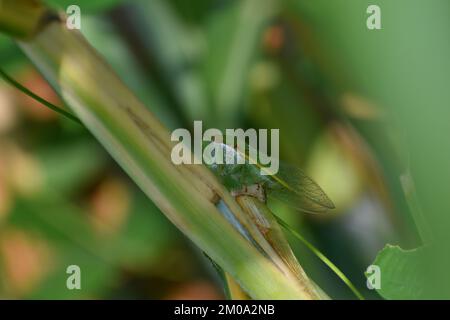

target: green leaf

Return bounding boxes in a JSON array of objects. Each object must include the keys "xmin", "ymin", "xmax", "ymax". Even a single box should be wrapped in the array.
[{"xmin": 368, "ymin": 245, "xmax": 426, "ymax": 300}]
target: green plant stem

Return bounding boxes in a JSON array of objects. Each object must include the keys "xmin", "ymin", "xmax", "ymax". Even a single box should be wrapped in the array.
[
  {"xmin": 0, "ymin": 0, "xmax": 55, "ymax": 39},
  {"xmin": 0, "ymin": 67, "xmax": 82, "ymax": 124}
]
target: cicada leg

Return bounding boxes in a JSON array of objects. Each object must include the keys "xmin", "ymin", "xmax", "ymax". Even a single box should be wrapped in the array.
[{"xmin": 230, "ymin": 183, "xmax": 266, "ymax": 203}]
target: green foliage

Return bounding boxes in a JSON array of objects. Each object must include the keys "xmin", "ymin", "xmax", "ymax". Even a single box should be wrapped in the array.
[{"xmin": 367, "ymin": 245, "xmax": 425, "ymax": 300}]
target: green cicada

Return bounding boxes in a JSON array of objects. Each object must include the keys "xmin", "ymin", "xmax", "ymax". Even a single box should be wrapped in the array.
[{"xmin": 204, "ymin": 140, "xmax": 335, "ymax": 214}]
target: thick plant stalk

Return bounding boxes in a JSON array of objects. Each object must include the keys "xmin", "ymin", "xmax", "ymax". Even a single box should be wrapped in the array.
[
  {"xmin": 0, "ymin": 0, "xmax": 54, "ymax": 39},
  {"xmin": 236, "ymin": 196, "xmax": 314, "ymax": 283},
  {"xmin": 224, "ymin": 273, "xmax": 251, "ymax": 300},
  {"xmin": 236, "ymin": 196, "xmax": 329, "ymax": 299},
  {"xmin": 0, "ymin": 0, "xmax": 324, "ymax": 299}
]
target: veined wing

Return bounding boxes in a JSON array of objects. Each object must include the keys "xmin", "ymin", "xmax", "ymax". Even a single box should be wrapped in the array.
[
  {"xmin": 235, "ymin": 141, "xmax": 335, "ymax": 213},
  {"xmin": 262, "ymin": 163, "xmax": 335, "ymax": 214}
]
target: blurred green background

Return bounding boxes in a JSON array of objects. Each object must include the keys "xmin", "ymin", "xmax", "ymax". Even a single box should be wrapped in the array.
[{"xmin": 1, "ymin": 0, "xmax": 449, "ymax": 299}]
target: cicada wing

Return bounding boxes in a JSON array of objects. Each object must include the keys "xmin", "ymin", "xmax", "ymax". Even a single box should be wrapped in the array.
[
  {"xmin": 267, "ymin": 188, "xmax": 331, "ymax": 213},
  {"xmin": 264, "ymin": 163, "xmax": 335, "ymax": 213}
]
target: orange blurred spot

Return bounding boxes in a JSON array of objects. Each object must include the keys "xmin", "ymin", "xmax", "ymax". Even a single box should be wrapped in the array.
[
  {"xmin": 89, "ymin": 177, "xmax": 131, "ymax": 236},
  {"xmin": 0, "ymin": 229, "xmax": 54, "ymax": 297},
  {"xmin": 165, "ymin": 280, "xmax": 223, "ymax": 300},
  {"xmin": 0, "ymin": 87, "xmax": 18, "ymax": 132},
  {"xmin": 15, "ymin": 70, "xmax": 61, "ymax": 122},
  {"xmin": 263, "ymin": 25, "xmax": 284, "ymax": 54},
  {"xmin": 6, "ymin": 144, "xmax": 44, "ymax": 196}
]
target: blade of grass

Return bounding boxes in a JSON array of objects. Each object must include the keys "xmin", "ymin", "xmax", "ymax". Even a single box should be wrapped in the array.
[
  {"xmin": 0, "ymin": 67, "xmax": 82, "ymax": 124},
  {"xmin": 275, "ymin": 215, "xmax": 365, "ymax": 300}
]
